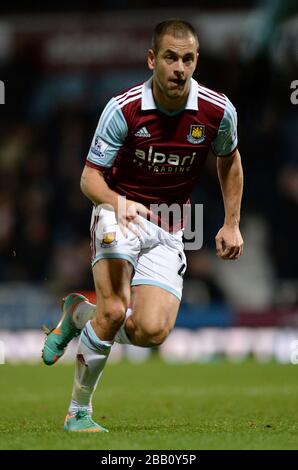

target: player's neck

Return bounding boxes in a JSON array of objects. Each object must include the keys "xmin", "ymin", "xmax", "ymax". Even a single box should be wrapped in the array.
[
  {"xmin": 155, "ymin": 102, "xmax": 185, "ymax": 116},
  {"xmin": 154, "ymin": 95, "xmax": 188, "ymax": 113},
  {"xmin": 152, "ymin": 82, "xmax": 189, "ymax": 113}
]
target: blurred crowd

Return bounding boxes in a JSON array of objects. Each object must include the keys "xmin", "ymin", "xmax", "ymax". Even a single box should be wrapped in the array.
[{"xmin": 0, "ymin": 20, "xmax": 297, "ymax": 309}]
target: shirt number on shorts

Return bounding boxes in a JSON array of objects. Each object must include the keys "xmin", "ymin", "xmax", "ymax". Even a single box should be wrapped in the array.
[{"xmin": 178, "ymin": 253, "xmax": 186, "ymax": 277}]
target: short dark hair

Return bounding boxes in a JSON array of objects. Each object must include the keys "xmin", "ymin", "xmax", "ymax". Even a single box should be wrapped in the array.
[{"xmin": 152, "ymin": 19, "xmax": 199, "ymax": 53}]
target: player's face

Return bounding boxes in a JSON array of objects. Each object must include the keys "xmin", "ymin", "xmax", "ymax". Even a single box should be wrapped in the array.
[{"xmin": 148, "ymin": 33, "xmax": 198, "ymax": 110}]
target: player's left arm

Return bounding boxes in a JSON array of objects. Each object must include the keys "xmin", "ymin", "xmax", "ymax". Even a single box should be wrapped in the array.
[
  {"xmin": 211, "ymin": 97, "xmax": 244, "ymax": 260},
  {"xmin": 216, "ymin": 149, "xmax": 244, "ymax": 260}
]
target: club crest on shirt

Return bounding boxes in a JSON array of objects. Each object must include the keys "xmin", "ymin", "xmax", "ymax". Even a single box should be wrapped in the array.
[
  {"xmin": 100, "ymin": 232, "xmax": 117, "ymax": 248},
  {"xmin": 187, "ymin": 125, "xmax": 206, "ymax": 144}
]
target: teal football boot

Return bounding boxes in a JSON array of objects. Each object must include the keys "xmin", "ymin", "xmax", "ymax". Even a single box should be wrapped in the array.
[
  {"xmin": 64, "ymin": 409, "xmax": 109, "ymax": 433},
  {"xmin": 42, "ymin": 293, "xmax": 88, "ymax": 365}
]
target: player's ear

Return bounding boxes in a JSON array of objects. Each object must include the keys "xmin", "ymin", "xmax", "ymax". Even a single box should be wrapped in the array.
[{"xmin": 147, "ymin": 49, "xmax": 156, "ymax": 70}]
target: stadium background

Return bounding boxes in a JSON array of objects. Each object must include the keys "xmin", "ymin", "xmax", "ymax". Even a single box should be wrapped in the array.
[
  {"xmin": 1, "ymin": 0, "xmax": 298, "ymax": 452},
  {"xmin": 0, "ymin": 0, "xmax": 298, "ymax": 364}
]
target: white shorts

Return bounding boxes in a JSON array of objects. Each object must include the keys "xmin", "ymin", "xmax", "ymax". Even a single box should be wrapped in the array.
[{"xmin": 90, "ymin": 205, "xmax": 187, "ymax": 300}]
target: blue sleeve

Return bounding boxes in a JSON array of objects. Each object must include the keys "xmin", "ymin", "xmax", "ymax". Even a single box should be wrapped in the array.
[
  {"xmin": 211, "ymin": 97, "xmax": 238, "ymax": 157},
  {"xmin": 87, "ymin": 97, "xmax": 128, "ymax": 168}
]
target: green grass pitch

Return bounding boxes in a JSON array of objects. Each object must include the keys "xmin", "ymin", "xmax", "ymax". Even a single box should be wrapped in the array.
[{"xmin": 0, "ymin": 358, "xmax": 297, "ymax": 449}]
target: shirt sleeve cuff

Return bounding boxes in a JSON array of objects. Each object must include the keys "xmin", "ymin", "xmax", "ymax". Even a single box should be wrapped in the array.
[{"xmin": 211, "ymin": 145, "xmax": 238, "ymax": 158}]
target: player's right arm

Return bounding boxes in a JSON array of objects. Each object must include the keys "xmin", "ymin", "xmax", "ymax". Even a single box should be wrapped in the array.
[
  {"xmin": 81, "ymin": 166, "xmax": 118, "ymax": 211},
  {"xmin": 81, "ymin": 98, "xmax": 151, "ymax": 235},
  {"xmin": 81, "ymin": 166, "xmax": 150, "ymax": 237}
]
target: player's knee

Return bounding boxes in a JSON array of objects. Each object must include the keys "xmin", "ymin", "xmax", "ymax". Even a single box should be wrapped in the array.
[
  {"xmin": 142, "ymin": 324, "xmax": 171, "ymax": 346},
  {"xmin": 98, "ymin": 297, "xmax": 127, "ymax": 329}
]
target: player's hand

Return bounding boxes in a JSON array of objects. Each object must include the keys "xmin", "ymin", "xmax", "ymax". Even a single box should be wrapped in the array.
[
  {"xmin": 215, "ymin": 224, "xmax": 244, "ymax": 260},
  {"xmin": 114, "ymin": 197, "xmax": 152, "ymax": 238}
]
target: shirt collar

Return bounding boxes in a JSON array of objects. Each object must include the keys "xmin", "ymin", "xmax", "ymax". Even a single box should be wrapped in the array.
[{"xmin": 141, "ymin": 77, "xmax": 198, "ymax": 111}]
